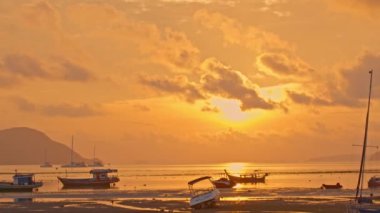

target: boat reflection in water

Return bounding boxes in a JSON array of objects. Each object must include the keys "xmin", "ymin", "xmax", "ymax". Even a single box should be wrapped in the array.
[{"xmin": 58, "ymin": 169, "xmax": 119, "ymax": 189}]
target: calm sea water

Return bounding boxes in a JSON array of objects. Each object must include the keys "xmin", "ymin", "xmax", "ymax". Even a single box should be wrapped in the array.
[{"xmin": 1, "ymin": 162, "xmax": 380, "ymax": 193}]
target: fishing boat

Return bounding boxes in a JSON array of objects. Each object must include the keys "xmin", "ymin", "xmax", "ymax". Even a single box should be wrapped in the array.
[
  {"xmin": 348, "ymin": 70, "xmax": 380, "ymax": 212},
  {"xmin": 211, "ymin": 177, "xmax": 236, "ymax": 188},
  {"xmin": 40, "ymin": 149, "xmax": 53, "ymax": 168},
  {"xmin": 321, "ymin": 183, "xmax": 342, "ymax": 189},
  {"xmin": 224, "ymin": 169, "xmax": 269, "ymax": 183},
  {"xmin": 368, "ymin": 176, "xmax": 380, "ymax": 188},
  {"xmin": 57, "ymin": 169, "xmax": 119, "ymax": 188},
  {"xmin": 0, "ymin": 173, "xmax": 42, "ymax": 192},
  {"xmin": 61, "ymin": 136, "xmax": 87, "ymax": 168},
  {"xmin": 188, "ymin": 176, "xmax": 220, "ymax": 209}
]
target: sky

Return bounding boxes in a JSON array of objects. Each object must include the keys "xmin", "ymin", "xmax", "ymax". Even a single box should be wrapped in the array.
[{"xmin": 1, "ymin": 0, "xmax": 380, "ymax": 164}]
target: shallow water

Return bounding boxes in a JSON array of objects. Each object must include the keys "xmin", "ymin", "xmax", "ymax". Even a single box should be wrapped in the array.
[{"xmin": 0, "ymin": 162, "xmax": 380, "ymax": 196}]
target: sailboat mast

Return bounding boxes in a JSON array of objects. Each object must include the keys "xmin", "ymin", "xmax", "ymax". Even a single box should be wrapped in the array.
[
  {"xmin": 93, "ymin": 145, "xmax": 95, "ymax": 164},
  {"xmin": 44, "ymin": 149, "xmax": 47, "ymax": 163},
  {"xmin": 355, "ymin": 70, "xmax": 373, "ymax": 201},
  {"xmin": 71, "ymin": 135, "xmax": 74, "ymax": 165}
]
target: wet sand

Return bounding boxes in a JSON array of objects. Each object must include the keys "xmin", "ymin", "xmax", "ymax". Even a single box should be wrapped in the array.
[{"xmin": 0, "ymin": 191, "xmax": 350, "ymax": 212}]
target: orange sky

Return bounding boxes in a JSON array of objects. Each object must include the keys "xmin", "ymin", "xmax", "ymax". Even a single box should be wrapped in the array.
[{"xmin": 1, "ymin": 0, "xmax": 380, "ymax": 164}]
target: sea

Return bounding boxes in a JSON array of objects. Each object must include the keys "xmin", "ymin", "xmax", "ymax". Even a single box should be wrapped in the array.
[{"xmin": 0, "ymin": 162, "xmax": 380, "ymax": 193}]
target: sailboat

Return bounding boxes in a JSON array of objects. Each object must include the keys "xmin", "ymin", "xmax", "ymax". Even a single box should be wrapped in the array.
[
  {"xmin": 61, "ymin": 136, "xmax": 87, "ymax": 168},
  {"xmin": 88, "ymin": 145, "xmax": 104, "ymax": 167},
  {"xmin": 349, "ymin": 70, "xmax": 380, "ymax": 212},
  {"xmin": 40, "ymin": 149, "xmax": 53, "ymax": 168}
]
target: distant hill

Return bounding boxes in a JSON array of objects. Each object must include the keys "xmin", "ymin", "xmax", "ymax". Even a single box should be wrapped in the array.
[
  {"xmin": 306, "ymin": 154, "xmax": 360, "ymax": 162},
  {"xmin": 0, "ymin": 127, "xmax": 91, "ymax": 165},
  {"xmin": 307, "ymin": 153, "xmax": 380, "ymax": 163}
]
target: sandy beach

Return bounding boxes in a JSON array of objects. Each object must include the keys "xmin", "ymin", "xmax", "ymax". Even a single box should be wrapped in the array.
[{"xmin": 0, "ymin": 188, "xmax": 353, "ymax": 212}]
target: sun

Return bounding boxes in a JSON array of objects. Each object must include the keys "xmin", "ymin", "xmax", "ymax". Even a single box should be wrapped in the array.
[{"xmin": 210, "ymin": 97, "xmax": 264, "ymax": 123}]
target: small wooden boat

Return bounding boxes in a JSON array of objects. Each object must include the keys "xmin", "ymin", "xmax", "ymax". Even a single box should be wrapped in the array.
[
  {"xmin": 211, "ymin": 177, "xmax": 236, "ymax": 188},
  {"xmin": 57, "ymin": 169, "xmax": 119, "ymax": 188},
  {"xmin": 0, "ymin": 173, "xmax": 43, "ymax": 192},
  {"xmin": 224, "ymin": 169, "xmax": 269, "ymax": 184},
  {"xmin": 321, "ymin": 182, "xmax": 342, "ymax": 189},
  {"xmin": 188, "ymin": 176, "xmax": 220, "ymax": 209},
  {"xmin": 368, "ymin": 176, "xmax": 380, "ymax": 188}
]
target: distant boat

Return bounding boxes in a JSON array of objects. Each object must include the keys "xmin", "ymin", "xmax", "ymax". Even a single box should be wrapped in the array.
[
  {"xmin": 40, "ymin": 149, "xmax": 53, "ymax": 168},
  {"xmin": 88, "ymin": 145, "xmax": 104, "ymax": 167},
  {"xmin": 349, "ymin": 70, "xmax": 380, "ymax": 212},
  {"xmin": 57, "ymin": 169, "xmax": 119, "ymax": 188},
  {"xmin": 321, "ymin": 183, "xmax": 342, "ymax": 190},
  {"xmin": 0, "ymin": 173, "xmax": 43, "ymax": 192},
  {"xmin": 188, "ymin": 176, "xmax": 220, "ymax": 209},
  {"xmin": 211, "ymin": 177, "xmax": 236, "ymax": 188},
  {"xmin": 368, "ymin": 176, "xmax": 380, "ymax": 188},
  {"xmin": 224, "ymin": 169, "xmax": 269, "ymax": 184},
  {"xmin": 61, "ymin": 136, "xmax": 87, "ymax": 168}
]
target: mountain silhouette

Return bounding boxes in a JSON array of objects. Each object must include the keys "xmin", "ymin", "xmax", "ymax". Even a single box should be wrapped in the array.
[{"xmin": 0, "ymin": 127, "xmax": 91, "ymax": 165}]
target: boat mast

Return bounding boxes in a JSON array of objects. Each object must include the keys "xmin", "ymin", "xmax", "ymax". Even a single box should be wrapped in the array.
[
  {"xmin": 44, "ymin": 149, "xmax": 47, "ymax": 163},
  {"xmin": 355, "ymin": 70, "xmax": 373, "ymax": 201},
  {"xmin": 93, "ymin": 145, "xmax": 96, "ymax": 165},
  {"xmin": 71, "ymin": 135, "xmax": 74, "ymax": 165}
]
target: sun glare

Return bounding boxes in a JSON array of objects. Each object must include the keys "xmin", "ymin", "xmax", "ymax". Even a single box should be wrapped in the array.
[
  {"xmin": 226, "ymin": 162, "xmax": 247, "ymax": 174},
  {"xmin": 210, "ymin": 97, "xmax": 260, "ymax": 123}
]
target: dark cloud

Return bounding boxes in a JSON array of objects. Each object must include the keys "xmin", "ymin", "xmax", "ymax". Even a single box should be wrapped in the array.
[
  {"xmin": 257, "ymin": 53, "xmax": 313, "ymax": 77},
  {"xmin": 340, "ymin": 52, "xmax": 380, "ymax": 100},
  {"xmin": 141, "ymin": 58, "xmax": 280, "ymax": 111},
  {"xmin": 287, "ymin": 91, "xmax": 331, "ymax": 106},
  {"xmin": 201, "ymin": 58, "xmax": 276, "ymax": 111},
  {"xmin": 10, "ymin": 97, "xmax": 103, "ymax": 117},
  {"xmin": 3, "ymin": 54, "xmax": 49, "ymax": 78},
  {"xmin": 0, "ymin": 54, "xmax": 95, "ymax": 84},
  {"xmin": 42, "ymin": 103, "xmax": 101, "ymax": 117},
  {"xmin": 140, "ymin": 75, "xmax": 206, "ymax": 103},
  {"xmin": 60, "ymin": 60, "xmax": 93, "ymax": 81},
  {"xmin": 10, "ymin": 97, "xmax": 36, "ymax": 112}
]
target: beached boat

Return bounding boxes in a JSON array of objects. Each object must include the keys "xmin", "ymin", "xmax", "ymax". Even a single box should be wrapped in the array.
[
  {"xmin": 188, "ymin": 176, "xmax": 220, "ymax": 209},
  {"xmin": 348, "ymin": 70, "xmax": 380, "ymax": 212},
  {"xmin": 0, "ymin": 173, "xmax": 42, "ymax": 192},
  {"xmin": 321, "ymin": 183, "xmax": 342, "ymax": 189},
  {"xmin": 57, "ymin": 169, "xmax": 119, "ymax": 188},
  {"xmin": 368, "ymin": 176, "xmax": 380, "ymax": 188},
  {"xmin": 211, "ymin": 177, "xmax": 236, "ymax": 188},
  {"xmin": 224, "ymin": 169, "xmax": 269, "ymax": 183}
]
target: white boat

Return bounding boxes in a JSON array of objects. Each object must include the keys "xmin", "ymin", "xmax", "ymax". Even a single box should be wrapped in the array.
[
  {"xmin": 40, "ymin": 149, "xmax": 53, "ymax": 168},
  {"xmin": 61, "ymin": 136, "xmax": 87, "ymax": 168},
  {"xmin": 188, "ymin": 176, "xmax": 220, "ymax": 209},
  {"xmin": 88, "ymin": 145, "xmax": 104, "ymax": 167}
]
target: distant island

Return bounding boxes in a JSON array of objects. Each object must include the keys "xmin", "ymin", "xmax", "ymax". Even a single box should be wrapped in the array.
[
  {"xmin": 0, "ymin": 127, "xmax": 92, "ymax": 165},
  {"xmin": 307, "ymin": 152, "xmax": 380, "ymax": 163}
]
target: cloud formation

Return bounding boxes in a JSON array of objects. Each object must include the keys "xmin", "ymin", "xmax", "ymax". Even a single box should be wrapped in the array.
[
  {"xmin": 141, "ymin": 58, "xmax": 280, "ymax": 111},
  {"xmin": 10, "ymin": 97, "xmax": 103, "ymax": 117}
]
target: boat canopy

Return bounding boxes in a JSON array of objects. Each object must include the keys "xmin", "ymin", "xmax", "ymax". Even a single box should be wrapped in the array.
[
  {"xmin": 90, "ymin": 169, "xmax": 117, "ymax": 174},
  {"xmin": 188, "ymin": 176, "xmax": 212, "ymax": 185}
]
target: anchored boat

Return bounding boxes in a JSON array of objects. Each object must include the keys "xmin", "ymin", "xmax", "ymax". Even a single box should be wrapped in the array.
[
  {"xmin": 224, "ymin": 169, "xmax": 269, "ymax": 184},
  {"xmin": 57, "ymin": 169, "xmax": 119, "ymax": 188},
  {"xmin": 0, "ymin": 173, "xmax": 42, "ymax": 192},
  {"xmin": 188, "ymin": 176, "xmax": 220, "ymax": 209}
]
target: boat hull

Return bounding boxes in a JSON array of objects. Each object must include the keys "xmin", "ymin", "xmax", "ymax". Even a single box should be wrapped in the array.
[
  {"xmin": 368, "ymin": 177, "xmax": 380, "ymax": 188},
  {"xmin": 190, "ymin": 189, "xmax": 220, "ymax": 209},
  {"xmin": 0, "ymin": 182, "xmax": 43, "ymax": 192},
  {"xmin": 211, "ymin": 178, "xmax": 236, "ymax": 188},
  {"xmin": 57, "ymin": 177, "xmax": 119, "ymax": 188}
]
